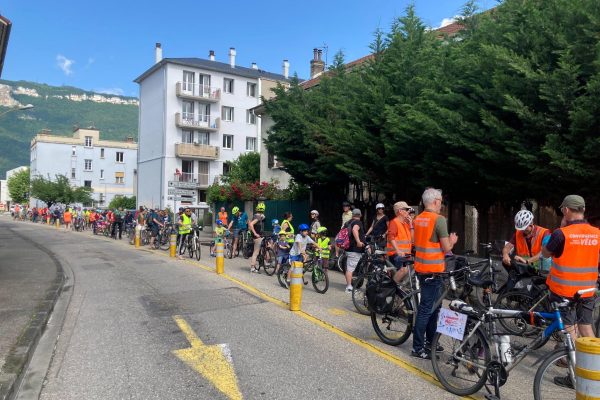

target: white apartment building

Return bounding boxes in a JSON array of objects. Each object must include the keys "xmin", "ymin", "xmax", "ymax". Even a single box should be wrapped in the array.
[
  {"xmin": 30, "ymin": 128, "xmax": 138, "ymax": 207},
  {"xmin": 134, "ymin": 44, "xmax": 290, "ymax": 209}
]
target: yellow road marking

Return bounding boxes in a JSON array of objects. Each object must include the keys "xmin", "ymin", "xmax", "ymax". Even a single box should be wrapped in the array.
[
  {"xmin": 172, "ymin": 315, "xmax": 243, "ymax": 400},
  {"xmin": 328, "ymin": 307, "xmax": 348, "ymax": 316}
]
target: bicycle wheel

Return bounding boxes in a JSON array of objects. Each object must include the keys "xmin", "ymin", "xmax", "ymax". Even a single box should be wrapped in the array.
[
  {"xmin": 337, "ymin": 252, "xmax": 347, "ymax": 272},
  {"xmin": 277, "ymin": 264, "xmax": 290, "ymax": 289},
  {"xmin": 195, "ymin": 238, "xmax": 201, "ymax": 260},
  {"xmin": 431, "ymin": 324, "xmax": 490, "ymax": 396},
  {"xmin": 352, "ymin": 274, "xmax": 370, "ymax": 315},
  {"xmin": 371, "ymin": 287, "xmax": 415, "ymax": 346},
  {"xmin": 533, "ymin": 348, "xmax": 574, "ymax": 400},
  {"xmin": 160, "ymin": 233, "xmax": 171, "ymax": 251},
  {"xmin": 263, "ymin": 249, "xmax": 277, "ymax": 276},
  {"xmin": 225, "ymin": 241, "xmax": 233, "ymax": 259},
  {"xmin": 495, "ymin": 290, "xmax": 551, "ymax": 349},
  {"xmin": 311, "ymin": 267, "xmax": 329, "ymax": 294},
  {"xmin": 188, "ymin": 238, "xmax": 194, "ymax": 259}
]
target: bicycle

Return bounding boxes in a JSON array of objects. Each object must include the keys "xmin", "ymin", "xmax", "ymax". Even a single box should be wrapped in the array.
[
  {"xmin": 276, "ymin": 251, "xmax": 329, "ymax": 294},
  {"xmin": 431, "ymin": 281, "xmax": 596, "ymax": 400},
  {"xmin": 154, "ymin": 224, "xmax": 173, "ymax": 250},
  {"xmin": 187, "ymin": 225, "xmax": 201, "ymax": 260},
  {"xmin": 255, "ymin": 235, "xmax": 277, "ymax": 276},
  {"xmin": 223, "ymin": 231, "xmax": 233, "ymax": 259},
  {"xmin": 351, "ymin": 238, "xmax": 386, "ymax": 315}
]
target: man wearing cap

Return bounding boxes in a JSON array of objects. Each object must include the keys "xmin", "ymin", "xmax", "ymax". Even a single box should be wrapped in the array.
[
  {"xmin": 366, "ymin": 203, "xmax": 389, "ymax": 245},
  {"xmin": 344, "ymin": 208, "xmax": 365, "ymax": 293},
  {"xmin": 387, "ymin": 201, "xmax": 413, "ymax": 283}
]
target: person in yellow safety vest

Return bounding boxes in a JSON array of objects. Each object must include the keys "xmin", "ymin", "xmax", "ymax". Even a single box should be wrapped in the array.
[
  {"xmin": 177, "ymin": 208, "xmax": 193, "ymax": 259},
  {"xmin": 280, "ymin": 212, "xmax": 295, "ymax": 244},
  {"xmin": 387, "ymin": 201, "xmax": 413, "ymax": 283},
  {"xmin": 411, "ymin": 188, "xmax": 458, "ymax": 360},
  {"xmin": 502, "ymin": 209, "xmax": 550, "ymax": 268},
  {"xmin": 316, "ymin": 226, "xmax": 331, "ymax": 272}
]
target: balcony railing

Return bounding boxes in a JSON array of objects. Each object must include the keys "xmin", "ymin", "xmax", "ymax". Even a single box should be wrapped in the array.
[
  {"xmin": 176, "ymin": 82, "xmax": 220, "ymax": 102},
  {"xmin": 175, "ymin": 142, "xmax": 219, "ymax": 160},
  {"xmin": 175, "ymin": 113, "xmax": 220, "ymax": 132},
  {"xmin": 173, "ymin": 172, "xmax": 210, "ymax": 188}
]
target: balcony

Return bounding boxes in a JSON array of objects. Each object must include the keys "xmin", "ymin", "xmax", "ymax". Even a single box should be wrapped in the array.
[
  {"xmin": 176, "ymin": 113, "xmax": 220, "ymax": 132},
  {"xmin": 176, "ymin": 82, "xmax": 220, "ymax": 103},
  {"xmin": 175, "ymin": 143, "xmax": 219, "ymax": 160},
  {"xmin": 173, "ymin": 173, "xmax": 210, "ymax": 188}
]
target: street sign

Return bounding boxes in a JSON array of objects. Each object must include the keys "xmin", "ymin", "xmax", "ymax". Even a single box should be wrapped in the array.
[
  {"xmin": 168, "ymin": 188, "xmax": 196, "ymax": 196},
  {"xmin": 168, "ymin": 196, "xmax": 197, "ymax": 202},
  {"xmin": 168, "ymin": 180, "xmax": 198, "ymax": 189}
]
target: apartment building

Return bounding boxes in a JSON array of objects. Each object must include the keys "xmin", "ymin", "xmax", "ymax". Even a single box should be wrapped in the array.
[
  {"xmin": 30, "ymin": 127, "xmax": 138, "ymax": 207},
  {"xmin": 134, "ymin": 44, "xmax": 290, "ymax": 209}
]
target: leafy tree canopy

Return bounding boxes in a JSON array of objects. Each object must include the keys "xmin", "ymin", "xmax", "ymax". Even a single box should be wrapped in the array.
[
  {"xmin": 108, "ymin": 195, "xmax": 136, "ymax": 210},
  {"xmin": 222, "ymin": 152, "xmax": 260, "ymax": 184},
  {"xmin": 30, "ymin": 174, "xmax": 93, "ymax": 209},
  {"xmin": 7, "ymin": 168, "xmax": 30, "ymax": 204}
]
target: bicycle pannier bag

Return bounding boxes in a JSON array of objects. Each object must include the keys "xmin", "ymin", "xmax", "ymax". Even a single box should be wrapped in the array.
[{"xmin": 366, "ymin": 275, "xmax": 396, "ymax": 314}]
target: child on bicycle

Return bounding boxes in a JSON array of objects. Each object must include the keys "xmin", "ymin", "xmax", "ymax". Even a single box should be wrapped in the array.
[
  {"xmin": 287, "ymin": 224, "xmax": 315, "ymax": 282},
  {"xmin": 275, "ymin": 232, "xmax": 290, "ymax": 275},
  {"xmin": 210, "ymin": 220, "xmax": 226, "ymax": 257},
  {"xmin": 316, "ymin": 226, "xmax": 331, "ymax": 273}
]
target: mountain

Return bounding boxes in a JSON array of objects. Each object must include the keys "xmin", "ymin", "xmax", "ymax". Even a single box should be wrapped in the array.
[{"xmin": 0, "ymin": 79, "xmax": 139, "ymax": 179}]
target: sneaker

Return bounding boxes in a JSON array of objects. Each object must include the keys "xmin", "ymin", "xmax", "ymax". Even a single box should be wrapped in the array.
[
  {"xmin": 250, "ymin": 267, "xmax": 257, "ymax": 273},
  {"xmin": 345, "ymin": 286, "xmax": 353, "ymax": 293},
  {"xmin": 411, "ymin": 350, "xmax": 431, "ymax": 360},
  {"xmin": 425, "ymin": 343, "xmax": 444, "ymax": 353},
  {"xmin": 553, "ymin": 375, "xmax": 574, "ymax": 389}
]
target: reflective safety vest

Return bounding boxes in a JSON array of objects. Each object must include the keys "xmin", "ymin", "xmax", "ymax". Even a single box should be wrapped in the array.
[
  {"xmin": 386, "ymin": 217, "xmax": 412, "ymax": 257},
  {"xmin": 282, "ymin": 219, "xmax": 295, "ymax": 244},
  {"xmin": 413, "ymin": 211, "xmax": 445, "ymax": 274},
  {"xmin": 218, "ymin": 211, "xmax": 228, "ymax": 225},
  {"xmin": 179, "ymin": 214, "xmax": 192, "ymax": 235},
  {"xmin": 547, "ymin": 223, "xmax": 600, "ymax": 298},
  {"xmin": 317, "ymin": 237, "xmax": 330, "ymax": 258},
  {"xmin": 515, "ymin": 225, "xmax": 548, "ymax": 258}
]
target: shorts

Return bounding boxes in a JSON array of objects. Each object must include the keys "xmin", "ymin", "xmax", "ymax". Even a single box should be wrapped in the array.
[
  {"xmin": 549, "ymin": 292, "xmax": 595, "ymax": 325},
  {"xmin": 233, "ymin": 229, "xmax": 240, "ymax": 239},
  {"xmin": 391, "ymin": 255, "xmax": 411, "ymax": 269},
  {"xmin": 151, "ymin": 226, "xmax": 159, "ymax": 237},
  {"xmin": 277, "ymin": 255, "xmax": 289, "ymax": 265},
  {"xmin": 346, "ymin": 252, "xmax": 362, "ymax": 273}
]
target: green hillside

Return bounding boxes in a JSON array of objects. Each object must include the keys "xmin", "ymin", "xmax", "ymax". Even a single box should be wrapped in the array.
[{"xmin": 0, "ymin": 79, "xmax": 138, "ymax": 179}]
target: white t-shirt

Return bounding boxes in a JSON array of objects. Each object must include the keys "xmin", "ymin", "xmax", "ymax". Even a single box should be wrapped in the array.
[{"xmin": 289, "ymin": 234, "xmax": 315, "ymax": 256}]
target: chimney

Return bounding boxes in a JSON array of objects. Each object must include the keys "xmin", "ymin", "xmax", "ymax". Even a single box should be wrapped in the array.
[
  {"xmin": 251, "ymin": 62, "xmax": 258, "ymax": 70},
  {"xmin": 283, "ymin": 60, "xmax": 289, "ymax": 79},
  {"xmin": 209, "ymin": 50, "xmax": 215, "ymax": 61},
  {"xmin": 229, "ymin": 47, "xmax": 236, "ymax": 68},
  {"xmin": 155, "ymin": 43, "xmax": 162, "ymax": 64},
  {"xmin": 310, "ymin": 48, "xmax": 325, "ymax": 78},
  {"xmin": 127, "ymin": 136, "xmax": 134, "ymax": 143}
]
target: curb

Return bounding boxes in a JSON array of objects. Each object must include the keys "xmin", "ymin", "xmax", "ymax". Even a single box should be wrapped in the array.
[{"xmin": 0, "ymin": 227, "xmax": 65, "ymax": 400}]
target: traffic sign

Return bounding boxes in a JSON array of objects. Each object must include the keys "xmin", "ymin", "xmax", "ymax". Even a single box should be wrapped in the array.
[
  {"xmin": 168, "ymin": 188, "xmax": 197, "ymax": 196},
  {"xmin": 168, "ymin": 196, "xmax": 197, "ymax": 202},
  {"xmin": 168, "ymin": 180, "xmax": 198, "ymax": 189}
]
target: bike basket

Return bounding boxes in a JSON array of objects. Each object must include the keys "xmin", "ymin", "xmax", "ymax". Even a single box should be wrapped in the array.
[{"xmin": 366, "ymin": 275, "xmax": 397, "ymax": 314}]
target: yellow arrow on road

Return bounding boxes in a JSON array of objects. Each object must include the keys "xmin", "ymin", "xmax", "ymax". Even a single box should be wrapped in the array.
[{"xmin": 172, "ymin": 315, "xmax": 243, "ymax": 400}]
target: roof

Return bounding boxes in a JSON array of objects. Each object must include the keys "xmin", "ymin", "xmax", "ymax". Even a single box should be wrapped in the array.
[
  {"xmin": 435, "ymin": 21, "xmax": 465, "ymax": 37},
  {"xmin": 134, "ymin": 57, "xmax": 293, "ymax": 83}
]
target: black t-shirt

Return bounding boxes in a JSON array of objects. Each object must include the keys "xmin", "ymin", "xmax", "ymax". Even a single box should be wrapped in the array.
[
  {"xmin": 348, "ymin": 220, "xmax": 366, "ymax": 253},
  {"xmin": 371, "ymin": 215, "xmax": 389, "ymax": 237}
]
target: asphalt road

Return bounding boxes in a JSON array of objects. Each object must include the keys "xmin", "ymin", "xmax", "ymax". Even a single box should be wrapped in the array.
[{"xmin": 10, "ymin": 220, "xmax": 552, "ymax": 400}]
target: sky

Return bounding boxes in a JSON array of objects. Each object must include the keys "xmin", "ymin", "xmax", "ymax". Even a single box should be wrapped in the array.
[{"xmin": 1, "ymin": 0, "xmax": 495, "ymax": 98}]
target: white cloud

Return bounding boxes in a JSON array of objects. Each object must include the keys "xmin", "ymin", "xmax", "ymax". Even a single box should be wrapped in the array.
[
  {"xmin": 56, "ymin": 54, "xmax": 75, "ymax": 76},
  {"xmin": 85, "ymin": 57, "xmax": 95, "ymax": 69},
  {"xmin": 439, "ymin": 16, "xmax": 459, "ymax": 28},
  {"xmin": 95, "ymin": 87, "xmax": 125, "ymax": 96}
]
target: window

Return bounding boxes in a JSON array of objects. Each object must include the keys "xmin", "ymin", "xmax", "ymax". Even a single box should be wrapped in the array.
[
  {"xmin": 100, "ymin": 148, "xmax": 105, "ymax": 158},
  {"xmin": 116, "ymin": 152, "xmax": 124, "ymax": 163},
  {"xmin": 182, "ymin": 130, "xmax": 194, "ymax": 144},
  {"xmin": 85, "ymin": 136, "xmax": 93, "ymax": 147},
  {"xmin": 223, "ymin": 78, "xmax": 234, "ymax": 94},
  {"xmin": 247, "ymin": 82, "xmax": 257, "ymax": 97},
  {"xmin": 246, "ymin": 110, "xmax": 256, "ymax": 124},
  {"xmin": 246, "ymin": 137, "xmax": 256, "ymax": 151},
  {"xmin": 222, "ymin": 134, "xmax": 234, "ymax": 149},
  {"xmin": 84, "ymin": 159, "xmax": 92, "ymax": 171},
  {"xmin": 115, "ymin": 171, "xmax": 124, "ymax": 184},
  {"xmin": 197, "ymin": 132, "xmax": 209, "ymax": 145},
  {"xmin": 223, "ymin": 162, "xmax": 231, "ymax": 175},
  {"xmin": 182, "ymin": 100, "xmax": 194, "ymax": 120},
  {"xmin": 183, "ymin": 70, "xmax": 195, "ymax": 91},
  {"xmin": 222, "ymin": 106, "xmax": 234, "ymax": 122},
  {"xmin": 71, "ymin": 146, "xmax": 76, "ymax": 156},
  {"xmin": 99, "ymin": 193, "xmax": 105, "ymax": 204},
  {"xmin": 100, "ymin": 169, "xmax": 104, "ymax": 179},
  {"xmin": 71, "ymin": 168, "xmax": 76, "ymax": 179},
  {"xmin": 84, "ymin": 180, "xmax": 92, "ymax": 188}
]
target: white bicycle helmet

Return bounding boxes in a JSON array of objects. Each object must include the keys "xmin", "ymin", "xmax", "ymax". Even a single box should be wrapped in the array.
[
  {"xmin": 310, "ymin": 210, "xmax": 319, "ymax": 216},
  {"xmin": 514, "ymin": 210, "xmax": 534, "ymax": 231}
]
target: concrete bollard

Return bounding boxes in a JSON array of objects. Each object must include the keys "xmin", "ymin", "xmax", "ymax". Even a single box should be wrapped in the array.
[
  {"xmin": 289, "ymin": 261, "xmax": 304, "ymax": 311},
  {"xmin": 135, "ymin": 225, "xmax": 141, "ymax": 248},
  {"xmin": 576, "ymin": 337, "xmax": 600, "ymax": 399},
  {"xmin": 216, "ymin": 242, "xmax": 224, "ymax": 274},
  {"xmin": 170, "ymin": 232, "xmax": 177, "ymax": 258}
]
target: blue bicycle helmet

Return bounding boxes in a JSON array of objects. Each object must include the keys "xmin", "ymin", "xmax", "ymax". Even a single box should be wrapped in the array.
[
  {"xmin": 298, "ymin": 223, "xmax": 310, "ymax": 231},
  {"xmin": 216, "ymin": 220, "xmax": 223, "ymax": 226},
  {"xmin": 271, "ymin": 219, "xmax": 279, "ymax": 226}
]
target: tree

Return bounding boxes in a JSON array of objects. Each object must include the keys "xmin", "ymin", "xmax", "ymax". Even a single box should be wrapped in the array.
[
  {"xmin": 108, "ymin": 195, "xmax": 136, "ymax": 210},
  {"xmin": 221, "ymin": 152, "xmax": 260, "ymax": 184},
  {"xmin": 30, "ymin": 174, "xmax": 93, "ymax": 209},
  {"xmin": 7, "ymin": 168, "xmax": 30, "ymax": 204}
]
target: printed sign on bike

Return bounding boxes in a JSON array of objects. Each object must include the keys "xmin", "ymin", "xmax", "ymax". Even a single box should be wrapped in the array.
[{"xmin": 436, "ymin": 308, "xmax": 468, "ymax": 341}]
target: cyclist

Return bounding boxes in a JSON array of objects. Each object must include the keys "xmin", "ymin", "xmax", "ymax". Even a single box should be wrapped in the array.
[
  {"xmin": 387, "ymin": 201, "xmax": 413, "ymax": 283},
  {"xmin": 228, "ymin": 206, "xmax": 248, "ymax": 257},
  {"xmin": 280, "ymin": 212, "xmax": 295, "ymax": 246},
  {"xmin": 275, "ymin": 232, "xmax": 290, "ymax": 275},
  {"xmin": 502, "ymin": 209, "xmax": 550, "ymax": 268},
  {"xmin": 249, "ymin": 202, "xmax": 266, "ymax": 273},
  {"xmin": 316, "ymin": 226, "xmax": 331, "ymax": 273},
  {"xmin": 147, "ymin": 208, "xmax": 163, "ymax": 249},
  {"xmin": 288, "ymin": 224, "xmax": 315, "ymax": 283},
  {"xmin": 176, "ymin": 208, "xmax": 193, "ymax": 259},
  {"xmin": 366, "ymin": 203, "xmax": 389, "ymax": 247},
  {"xmin": 210, "ymin": 220, "xmax": 226, "ymax": 257},
  {"xmin": 310, "ymin": 210, "xmax": 321, "ymax": 239},
  {"xmin": 345, "ymin": 209, "xmax": 365, "ymax": 293},
  {"xmin": 63, "ymin": 208, "xmax": 72, "ymax": 230},
  {"xmin": 334, "ymin": 201, "xmax": 353, "ymax": 260}
]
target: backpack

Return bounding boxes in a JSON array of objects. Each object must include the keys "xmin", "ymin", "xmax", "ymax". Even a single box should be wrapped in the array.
[
  {"xmin": 366, "ymin": 274, "xmax": 397, "ymax": 314},
  {"xmin": 335, "ymin": 221, "xmax": 354, "ymax": 250}
]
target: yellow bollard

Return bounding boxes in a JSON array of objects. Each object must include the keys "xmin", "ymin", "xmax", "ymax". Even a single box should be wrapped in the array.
[
  {"xmin": 55, "ymin": 218, "xmax": 59, "ymax": 229},
  {"xmin": 576, "ymin": 337, "xmax": 600, "ymax": 399},
  {"xmin": 135, "ymin": 225, "xmax": 141, "ymax": 248},
  {"xmin": 216, "ymin": 242, "xmax": 224, "ymax": 274},
  {"xmin": 289, "ymin": 261, "xmax": 304, "ymax": 311},
  {"xmin": 46, "ymin": 216, "xmax": 50, "ymax": 225},
  {"xmin": 170, "ymin": 232, "xmax": 177, "ymax": 258}
]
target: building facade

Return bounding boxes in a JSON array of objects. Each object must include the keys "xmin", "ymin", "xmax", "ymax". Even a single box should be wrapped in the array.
[
  {"xmin": 30, "ymin": 128, "xmax": 137, "ymax": 207},
  {"xmin": 134, "ymin": 45, "xmax": 290, "ymax": 210}
]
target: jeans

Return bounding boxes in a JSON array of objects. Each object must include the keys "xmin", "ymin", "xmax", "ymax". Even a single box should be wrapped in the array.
[{"xmin": 412, "ymin": 275, "xmax": 443, "ymax": 352}]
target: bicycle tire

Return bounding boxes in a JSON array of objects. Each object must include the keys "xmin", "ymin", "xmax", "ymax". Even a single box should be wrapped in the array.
[
  {"xmin": 225, "ymin": 241, "xmax": 233, "ymax": 259},
  {"xmin": 352, "ymin": 274, "xmax": 370, "ymax": 315},
  {"xmin": 311, "ymin": 267, "xmax": 329, "ymax": 294},
  {"xmin": 188, "ymin": 238, "xmax": 194, "ymax": 259},
  {"xmin": 337, "ymin": 252, "xmax": 347, "ymax": 272},
  {"xmin": 371, "ymin": 287, "xmax": 415, "ymax": 346},
  {"xmin": 195, "ymin": 238, "xmax": 201, "ymax": 260},
  {"xmin": 533, "ymin": 348, "xmax": 574, "ymax": 400},
  {"xmin": 160, "ymin": 233, "xmax": 171, "ymax": 251},
  {"xmin": 263, "ymin": 249, "xmax": 277, "ymax": 276},
  {"xmin": 495, "ymin": 291, "xmax": 551, "ymax": 349},
  {"xmin": 431, "ymin": 325, "xmax": 490, "ymax": 396},
  {"xmin": 277, "ymin": 264, "xmax": 290, "ymax": 289}
]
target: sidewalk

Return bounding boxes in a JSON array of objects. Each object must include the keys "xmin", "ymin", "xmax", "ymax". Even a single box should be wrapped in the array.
[{"xmin": 0, "ymin": 218, "xmax": 64, "ymax": 400}]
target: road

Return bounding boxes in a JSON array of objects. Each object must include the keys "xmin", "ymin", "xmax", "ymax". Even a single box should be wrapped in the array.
[{"xmin": 7, "ymin": 219, "xmax": 548, "ymax": 400}]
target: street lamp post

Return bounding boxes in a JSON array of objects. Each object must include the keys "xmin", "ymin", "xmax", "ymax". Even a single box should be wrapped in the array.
[{"xmin": 0, "ymin": 104, "xmax": 34, "ymax": 118}]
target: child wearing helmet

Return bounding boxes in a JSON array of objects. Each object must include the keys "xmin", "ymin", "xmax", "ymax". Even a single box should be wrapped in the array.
[
  {"xmin": 287, "ymin": 223, "xmax": 315, "ymax": 282},
  {"xmin": 210, "ymin": 219, "xmax": 227, "ymax": 256},
  {"xmin": 316, "ymin": 226, "xmax": 331, "ymax": 272},
  {"xmin": 275, "ymin": 232, "xmax": 290, "ymax": 275},
  {"xmin": 502, "ymin": 209, "xmax": 550, "ymax": 268}
]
